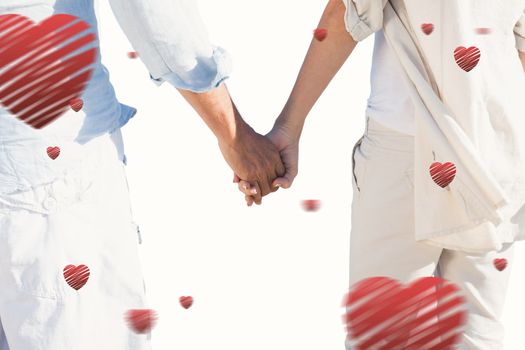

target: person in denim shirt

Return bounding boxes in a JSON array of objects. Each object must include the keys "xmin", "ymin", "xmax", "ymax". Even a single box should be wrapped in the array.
[{"xmin": 0, "ymin": 1, "xmax": 284, "ymax": 349}]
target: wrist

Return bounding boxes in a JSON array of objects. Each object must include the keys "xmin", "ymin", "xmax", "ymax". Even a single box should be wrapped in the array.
[
  {"xmin": 216, "ymin": 109, "xmax": 252, "ymax": 147},
  {"xmin": 274, "ymin": 111, "xmax": 304, "ymax": 141}
]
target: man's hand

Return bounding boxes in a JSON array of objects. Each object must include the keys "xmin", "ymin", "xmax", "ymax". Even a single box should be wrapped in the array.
[
  {"xmin": 221, "ymin": 122, "xmax": 285, "ymax": 204},
  {"xmin": 235, "ymin": 122, "xmax": 299, "ymax": 206}
]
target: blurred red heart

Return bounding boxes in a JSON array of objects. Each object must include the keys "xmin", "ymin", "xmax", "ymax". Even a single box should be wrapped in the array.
[
  {"xmin": 343, "ymin": 277, "xmax": 467, "ymax": 349},
  {"xmin": 125, "ymin": 309, "xmax": 158, "ymax": 334},
  {"xmin": 475, "ymin": 28, "xmax": 491, "ymax": 35},
  {"xmin": 46, "ymin": 146, "xmax": 60, "ymax": 159},
  {"xmin": 421, "ymin": 23, "xmax": 434, "ymax": 35},
  {"xmin": 0, "ymin": 14, "xmax": 96, "ymax": 128},
  {"xmin": 429, "ymin": 162, "xmax": 456, "ymax": 188},
  {"xmin": 63, "ymin": 264, "xmax": 90, "ymax": 290},
  {"xmin": 69, "ymin": 98, "xmax": 84, "ymax": 112},
  {"xmin": 493, "ymin": 258, "xmax": 507, "ymax": 271},
  {"xmin": 302, "ymin": 199, "xmax": 321, "ymax": 212},
  {"xmin": 313, "ymin": 28, "xmax": 328, "ymax": 41},
  {"xmin": 179, "ymin": 296, "xmax": 193, "ymax": 309},
  {"xmin": 127, "ymin": 51, "xmax": 139, "ymax": 59},
  {"xmin": 454, "ymin": 46, "xmax": 481, "ymax": 72}
]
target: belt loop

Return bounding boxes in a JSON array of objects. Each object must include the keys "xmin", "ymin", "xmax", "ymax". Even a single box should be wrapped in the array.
[{"xmin": 365, "ymin": 115, "xmax": 370, "ymax": 134}]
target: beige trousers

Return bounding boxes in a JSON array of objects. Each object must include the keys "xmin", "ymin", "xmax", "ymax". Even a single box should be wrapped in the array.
[{"xmin": 346, "ymin": 116, "xmax": 515, "ymax": 350}]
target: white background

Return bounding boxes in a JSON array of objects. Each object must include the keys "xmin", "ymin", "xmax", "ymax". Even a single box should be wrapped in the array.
[{"xmin": 95, "ymin": 1, "xmax": 525, "ymax": 349}]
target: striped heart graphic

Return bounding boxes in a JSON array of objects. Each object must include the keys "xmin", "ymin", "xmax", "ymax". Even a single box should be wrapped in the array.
[
  {"xmin": 69, "ymin": 98, "xmax": 84, "ymax": 112},
  {"xmin": 343, "ymin": 277, "xmax": 467, "ymax": 350},
  {"xmin": 46, "ymin": 146, "xmax": 60, "ymax": 159},
  {"xmin": 0, "ymin": 14, "xmax": 96, "ymax": 129},
  {"xmin": 454, "ymin": 46, "xmax": 480, "ymax": 72},
  {"xmin": 63, "ymin": 264, "xmax": 90, "ymax": 290},
  {"xmin": 421, "ymin": 23, "xmax": 434, "ymax": 35},
  {"xmin": 429, "ymin": 162, "xmax": 456, "ymax": 188},
  {"xmin": 179, "ymin": 296, "xmax": 194, "ymax": 309},
  {"xmin": 125, "ymin": 309, "xmax": 158, "ymax": 334},
  {"xmin": 493, "ymin": 258, "xmax": 507, "ymax": 271}
]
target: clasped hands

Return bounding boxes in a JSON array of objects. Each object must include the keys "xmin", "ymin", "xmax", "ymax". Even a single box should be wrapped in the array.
[{"xmin": 219, "ymin": 118, "xmax": 299, "ymax": 206}]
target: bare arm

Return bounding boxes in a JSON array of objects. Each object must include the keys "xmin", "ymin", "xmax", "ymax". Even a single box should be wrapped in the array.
[{"xmin": 274, "ymin": 0, "xmax": 358, "ymax": 138}]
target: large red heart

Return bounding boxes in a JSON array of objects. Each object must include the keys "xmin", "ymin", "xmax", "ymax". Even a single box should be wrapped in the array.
[
  {"xmin": 429, "ymin": 162, "xmax": 456, "ymax": 188},
  {"xmin": 454, "ymin": 46, "xmax": 480, "ymax": 72},
  {"xmin": 493, "ymin": 258, "xmax": 507, "ymax": 271},
  {"xmin": 343, "ymin": 277, "xmax": 467, "ymax": 350},
  {"xmin": 0, "ymin": 14, "xmax": 96, "ymax": 128},
  {"xmin": 63, "ymin": 264, "xmax": 90, "ymax": 290}
]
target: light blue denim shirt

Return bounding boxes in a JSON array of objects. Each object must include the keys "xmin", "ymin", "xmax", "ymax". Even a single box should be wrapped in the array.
[{"xmin": 0, "ymin": 0, "xmax": 232, "ymax": 144}]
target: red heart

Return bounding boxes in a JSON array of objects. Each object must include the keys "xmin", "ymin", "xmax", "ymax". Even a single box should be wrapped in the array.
[
  {"xmin": 69, "ymin": 98, "xmax": 84, "ymax": 112},
  {"xmin": 46, "ymin": 146, "xmax": 60, "ymax": 159},
  {"xmin": 63, "ymin": 264, "xmax": 90, "ymax": 290},
  {"xmin": 421, "ymin": 23, "xmax": 434, "ymax": 35},
  {"xmin": 493, "ymin": 258, "xmax": 507, "ymax": 271},
  {"xmin": 475, "ymin": 27, "xmax": 491, "ymax": 35},
  {"xmin": 429, "ymin": 162, "xmax": 456, "ymax": 188},
  {"xmin": 313, "ymin": 28, "xmax": 328, "ymax": 42},
  {"xmin": 179, "ymin": 296, "xmax": 194, "ymax": 309},
  {"xmin": 0, "ymin": 14, "xmax": 96, "ymax": 128},
  {"xmin": 454, "ymin": 46, "xmax": 480, "ymax": 72},
  {"xmin": 125, "ymin": 309, "xmax": 158, "ymax": 334},
  {"xmin": 343, "ymin": 277, "xmax": 467, "ymax": 350},
  {"xmin": 127, "ymin": 51, "xmax": 139, "ymax": 59},
  {"xmin": 302, "ymin": 199, "xmax": 321, "ymax": 212}
]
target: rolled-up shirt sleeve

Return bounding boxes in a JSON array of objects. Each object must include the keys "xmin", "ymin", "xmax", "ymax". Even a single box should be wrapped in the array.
[
  {"xmin": 340, "ymin": 0, "xmax": 388, "ymax": 41},
  {"xmin": 514, "ymin": 9, "xmax": 525, "ymax": 52},
  {"xmin": 108, "ymin": 0, "xmax": 231, "ymax": 92}
]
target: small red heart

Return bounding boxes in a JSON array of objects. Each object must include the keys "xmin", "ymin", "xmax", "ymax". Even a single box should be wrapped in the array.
[
  {"xmin": 429, "ymin": 162, "xmax": 456, "ymax": 188},
  {"xmin": 69, "ymin": 98, "xmax": 84, "ymax": 112},
  {"xmin": 421, "ymin": 23, "xmax": 434, "ymax": 35},
  {"xmin": 475, "ymin": 27, "xmax": 491, "ymax": 35},
  {"xmin": 179, "ymin": 296, "xmax": 193, "ymax": 309},
  {"xmin": 63, "ymin": 264, "xmax": 90, "ymax": 290},
  {"xmin": 46, "ymin": 146, "xmax": 60, "ymax": 160},
  {"xmin": 125, "ymin": 309, "xmax": 158, "ymax": 334},
  {"xmin": 454, "ymin": 46, "xmax": 481, "ymax": 72},
  {"xmin": 343, "ymin": 277, "xmax": 467, "ymax": 349},
  {"xmin": 313, "ymin": 28, "xmax": 328, "ymax": 41},
  {"xmin": 0, "ymin": 14, "xmax": 96, "ymax": 128},
  {"xmin": 127, "ymin": 51, "xmax": 139, "ymax": 59},
  {"xmin": 493, "ymin": 258, "xmax": 507, "ymax": 271},
  {"xmin": 301, "ymin": 199, "xmax": 321, "ymax": 212}
]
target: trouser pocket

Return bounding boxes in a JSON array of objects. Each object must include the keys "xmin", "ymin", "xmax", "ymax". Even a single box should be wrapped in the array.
[{"xmin": 351, "ymin": 135, "xmax": 365, "ymax": 192}]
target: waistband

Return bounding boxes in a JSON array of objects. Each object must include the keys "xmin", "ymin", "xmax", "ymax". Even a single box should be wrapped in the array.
[{"xmin": 363, "ymin": 115, "xmax": 414, "ymax": 153}]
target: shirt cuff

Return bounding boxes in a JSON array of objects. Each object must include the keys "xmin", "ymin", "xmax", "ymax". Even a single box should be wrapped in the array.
[
  {"xmin": 150, "ymin": 46, "xmax": 232, "ymax": 93},
  {"xmin": 341, "ymin": 0, "xmax": 377, "ymax": 42}
]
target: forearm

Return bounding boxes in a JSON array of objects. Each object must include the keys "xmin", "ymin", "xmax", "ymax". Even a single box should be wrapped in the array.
[
  {"xmin": 275, "ymin": 0, "xmax": 357, "ymax": 137},
  {"xmin": 177, "ymin": 84, "xmax": 248, "ymax": 145}
]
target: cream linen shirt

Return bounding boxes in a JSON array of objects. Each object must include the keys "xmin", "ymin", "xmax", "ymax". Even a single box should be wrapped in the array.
[{"xmin": 343, "ymin": 0, "xmax": 525, "ymax": 253}]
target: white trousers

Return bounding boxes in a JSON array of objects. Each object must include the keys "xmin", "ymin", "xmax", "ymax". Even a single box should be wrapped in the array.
[
  {"xmin": 346, "ymin": 116, "xmax": 515, "ymax": 350},
  {"xmin": 0, "ymin": 129, "xmax": 150, "ymax": 350}
]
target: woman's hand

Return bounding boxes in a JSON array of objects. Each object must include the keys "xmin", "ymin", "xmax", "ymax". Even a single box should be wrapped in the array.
[{"xmin": 235, "ymin": 122, "xmax": 300, "ymax": 206}]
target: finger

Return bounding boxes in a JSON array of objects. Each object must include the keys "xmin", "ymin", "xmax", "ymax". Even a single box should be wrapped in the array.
[
  {"xmin": 238, "ymin": 180, "xmax": 258, "ymax": 196},
  {"xmin": 257, "ymin": 177, "xmax": 272, "ymax": 197},
  {"xmin": 233, "ymin": 174, "xmax": 240, "ymax": 183},
  {"xmin": 245, "ymin": 195, "xmax": 254, "ymax": 207},
  {"xmin": 272, "ymin": 173, "xmax": 296, "ymax": 189},
  {"xmin": 253, "ymin": 181, "xmax": 263, "ymax": 204}
]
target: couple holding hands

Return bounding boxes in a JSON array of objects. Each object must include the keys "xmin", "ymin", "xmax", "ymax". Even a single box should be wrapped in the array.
[{"xmin": 1, "ymin": 0, "xmax": 525, "ymax": 349}]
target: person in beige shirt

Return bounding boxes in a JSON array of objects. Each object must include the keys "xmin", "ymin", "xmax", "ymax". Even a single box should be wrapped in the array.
[{"xmin": 236, "ymin": 0, "xmax": 525, "ymax": 348}]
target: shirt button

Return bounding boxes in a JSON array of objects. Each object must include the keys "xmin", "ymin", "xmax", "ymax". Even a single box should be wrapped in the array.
[{"xmin": 42, "ymin": 197, "xmax": 57, "ymax": 211}]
